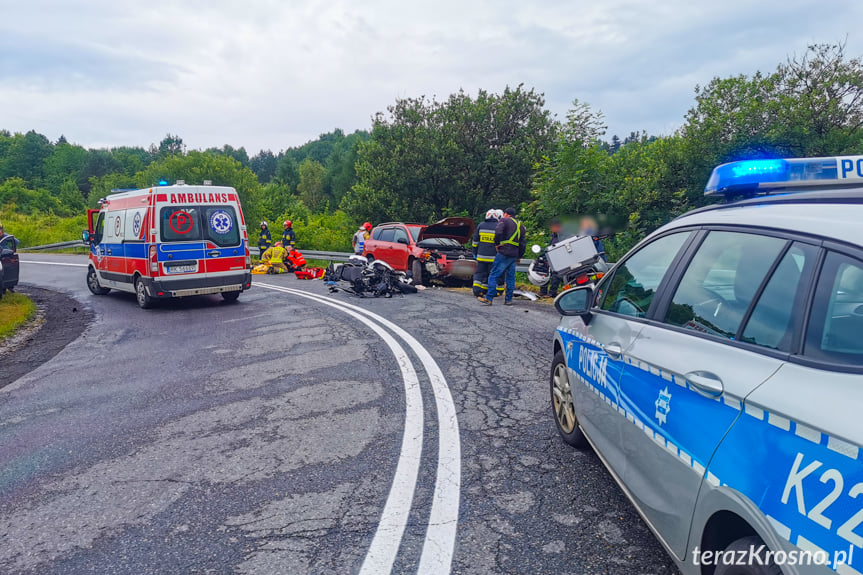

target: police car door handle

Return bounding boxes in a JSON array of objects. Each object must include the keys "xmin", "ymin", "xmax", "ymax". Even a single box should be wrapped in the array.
[
  {"xmin": 685, "ymin": 371, "xmax": 724, "ymax": 396},
  {"xmin": 603, "ymin": 343, "xmax": 623, "ymax": 359}
]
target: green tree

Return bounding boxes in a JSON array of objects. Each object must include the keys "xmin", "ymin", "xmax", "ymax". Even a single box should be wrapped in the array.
[
  {"xmin": 296, "ymin": 158, "xmax": 326, "ymax": 212},
  {"xmin": 343, "ymin": 85, "xmax": 555, "ymax": 223},
  {"xmin": 135, "ymin": 152, "xmax": 262, "ymax": 227}
]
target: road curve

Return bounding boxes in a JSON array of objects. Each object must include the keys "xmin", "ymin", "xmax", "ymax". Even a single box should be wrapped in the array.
[{"xmin": 2, "ymin": 254, "xmax": 678, "ymax": 574}]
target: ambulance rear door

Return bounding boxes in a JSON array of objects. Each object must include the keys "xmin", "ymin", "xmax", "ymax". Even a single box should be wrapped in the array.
[
  {"xmin": 157, "ymin": 205, "xmax": 207, "ymax": 278},
  {"xmin": 201, "ymin": 204, "xmax": 246, "ymax": 279}
]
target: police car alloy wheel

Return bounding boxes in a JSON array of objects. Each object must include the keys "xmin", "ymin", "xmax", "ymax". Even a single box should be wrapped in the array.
[
  {"xmin": 87, "ymin": 267, "xmax": 110, "ymax": 295},
  {"xmin": 550, "ymin": 351, "xmax": 587, "ymax": 447},
  {"xmin": 134, "ymin": 277, "xmax": 152, "ymax": 309}
]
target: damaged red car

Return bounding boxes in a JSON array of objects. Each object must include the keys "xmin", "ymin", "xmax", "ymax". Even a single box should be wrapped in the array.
[{"xmin": 363, "ymin": 218, "xmax": 476, "ymax": 285}]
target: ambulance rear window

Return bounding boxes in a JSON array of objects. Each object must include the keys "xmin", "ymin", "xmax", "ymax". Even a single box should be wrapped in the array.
[
  {"xmin": 160, "ymin": 207, "xmax": 203, "ymax": 242},
  {"xmin": 204, "ymin": 206, "xmax": 240, "ymax": 247}
]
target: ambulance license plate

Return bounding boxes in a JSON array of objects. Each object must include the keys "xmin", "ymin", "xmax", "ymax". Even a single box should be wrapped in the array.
[{"xmin": 167, "ymin": 264, "xmax": 196, "ymax": 274}]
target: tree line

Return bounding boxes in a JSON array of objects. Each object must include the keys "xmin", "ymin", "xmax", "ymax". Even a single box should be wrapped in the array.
[{"xmin": 1, "ymin": 42, "xmax": 861, "ymax": 257}]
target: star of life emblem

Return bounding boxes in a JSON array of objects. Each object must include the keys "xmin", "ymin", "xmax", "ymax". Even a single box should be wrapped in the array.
[{"xmin": 655, "ymin": 386, "xmax": 672, "ymax": 426}]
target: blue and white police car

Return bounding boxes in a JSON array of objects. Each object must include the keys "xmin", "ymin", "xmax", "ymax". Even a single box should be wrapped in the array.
[{"xmin": 551, "ymin": 157, "xmax": 863, "ymax": 575}]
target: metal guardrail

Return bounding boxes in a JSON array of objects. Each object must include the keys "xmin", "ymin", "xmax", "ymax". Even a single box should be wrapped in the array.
[
  {"xmin": 23, "ymin": 243, "xmax": 535, "ymax": 271},
  {"xmin": 20, "ymin": 240, "xmax": 83, "ymax": 251}
]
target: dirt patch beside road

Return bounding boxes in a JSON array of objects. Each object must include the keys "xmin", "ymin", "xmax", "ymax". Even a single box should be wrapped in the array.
[{"xmin": 0, "ymin": 286, "xmax": 91, "ymax": 389}]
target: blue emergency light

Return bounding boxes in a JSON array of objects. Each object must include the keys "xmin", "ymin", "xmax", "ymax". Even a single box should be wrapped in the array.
[
  {"xmin": 705, "ymin": 156, "xmax": 863, "ymax": 196},
  {"xmin": 158, "ymin": 179, "xmax": 169, "ymax": 186}
]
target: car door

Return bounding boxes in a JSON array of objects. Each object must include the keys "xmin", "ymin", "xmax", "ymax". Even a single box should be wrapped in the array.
[
  {"xmin": 392, "ymin": 226, "xmax": 411, "ymax": 270},
  {"xmin": 158, "ymin": 206, "xmax": 206, "ymax": 277},
  {"xmin": 567, "ymin": 231, "xmax": 693, "ymax": 477},
  {"xmin": 0, "ymin": 235, "xmax": 19, "ymax": 286},
  {"xmin": 708, "ymin": 247, "xmax": 863, "ymax": 572},
  {"xmin": 619, "ymin": 231, "xmax": 816, "ymax": 559},
  {"xmin": 201, "ymin": 205, "xmax": 244, "ymax": 277},
  {"xmin": 91, "ymin": 211, "xmax": 109, "ymax": 277},
  {"xmin": 376, "ymin": 227, "xmax": 396, "ymax": 266}
]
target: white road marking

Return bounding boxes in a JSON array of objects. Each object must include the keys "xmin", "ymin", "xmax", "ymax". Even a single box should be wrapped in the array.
[
  {"xmin": 256, "ymin": 283, "xmax": 425, "ymax": 574},
  {"xmin": 20, "ymin": 260, "xmax": 88, "ymax": 267},
  {"xmin": 258, "ymin": 283, "xmax": 461, "ymax": 575}
]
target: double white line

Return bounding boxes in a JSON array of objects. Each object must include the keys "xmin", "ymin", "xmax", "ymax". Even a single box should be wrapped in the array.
[{"xmin": 257, "ymin": 283, "xmax": 461, "ymax": 575}]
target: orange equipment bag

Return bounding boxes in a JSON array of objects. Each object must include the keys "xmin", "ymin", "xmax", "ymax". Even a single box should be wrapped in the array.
[{"xmin": 294, "ymin": 267, "xmax": 325, "ymax": 280}]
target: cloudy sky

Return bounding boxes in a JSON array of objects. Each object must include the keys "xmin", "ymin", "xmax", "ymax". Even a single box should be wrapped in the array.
[{"xmin": 2, "ymin": 0, "xmax": 861, "ymax": 153}]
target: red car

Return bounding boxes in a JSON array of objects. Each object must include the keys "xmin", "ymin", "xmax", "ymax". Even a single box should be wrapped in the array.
[{"xmin": 364, "ymin": 217, "xmax": 476, "ymax": 285}]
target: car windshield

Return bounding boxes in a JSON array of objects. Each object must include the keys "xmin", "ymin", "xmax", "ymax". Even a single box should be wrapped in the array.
[{"xmin": 408, "ymin": 226, "xmax": 422, "ymax": 242}]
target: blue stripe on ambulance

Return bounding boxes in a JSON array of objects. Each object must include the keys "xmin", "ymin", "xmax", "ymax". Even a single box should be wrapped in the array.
[{"xmin": 558, "ymin": 326, "xmax": 863, "ymax": 574}]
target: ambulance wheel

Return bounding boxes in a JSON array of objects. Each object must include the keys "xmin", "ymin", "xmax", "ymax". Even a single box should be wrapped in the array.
[
  {"xmin": 410, "ymin": 258, "xmax": 425, "ymax": 285},
  {"xmin": 221, "ymin": 291, "xmax": 240, "ymax": 303},
  {"xmin": 87, "ymin": 267, "xmax": 110, "ymax": 295},
  {"xmin": 134, "ymin": 277, "xmax": 153, "ymax": 309},
  {"xmin": 714, "ymin": 536, "xmax": 780, "ymax": 575},
  {"xmin": 551, "ymin": 351, "xmax": 587, "ymax": 448}
]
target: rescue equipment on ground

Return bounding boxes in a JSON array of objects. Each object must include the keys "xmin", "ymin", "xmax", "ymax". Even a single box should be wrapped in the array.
[{"xmin": 294, "ymin": 267, "xmax": 325, "ymax": 280}]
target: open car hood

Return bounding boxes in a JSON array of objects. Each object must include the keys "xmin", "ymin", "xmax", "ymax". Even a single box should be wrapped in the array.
[{"xmin": 418, "ymin": 217, "xmax": 476, "ymax": 244}]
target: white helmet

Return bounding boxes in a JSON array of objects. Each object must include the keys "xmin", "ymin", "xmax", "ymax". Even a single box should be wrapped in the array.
[
  {"xmin": 260, "ymin": 221, "xmax": 268, "ymax": 227},
  {"xmin": 485, "ymin": 209, "xmax": 498, "ymax": 220},
  {"xmin": 527, "ymin": 260, "xmax": 550, "ymax": 286},
  {"xmin": 493, "ymin": 209, "xmax": 505, "ymax": 220}
]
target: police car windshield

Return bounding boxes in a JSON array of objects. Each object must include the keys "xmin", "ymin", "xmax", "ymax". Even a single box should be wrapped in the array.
[{"xmin": 160, "ymin": 206, "xmax": 240, "ymax": 247}]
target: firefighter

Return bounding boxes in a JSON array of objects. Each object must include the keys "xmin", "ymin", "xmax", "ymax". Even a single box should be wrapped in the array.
[
  {"xmin": 257, "ymin": 222, "xmax": 272, "ymax": 258},
  {"xmin": 353, "ymin": 222, "xmax": 372, "ymax": 255},
  {"xmin": 471, "ymin": 209, "xmax": 504, "ymax": 299},
  {"xmin": 481, "ymin": 207, "xmax": 527, "ymax": 306},
  {"xmin": 261, "ymin": 241, "xmax": 289, "ymax": 273},
  {"xmin": 281, "ymin": 220, "xmax": 296, "ymax": 250}
]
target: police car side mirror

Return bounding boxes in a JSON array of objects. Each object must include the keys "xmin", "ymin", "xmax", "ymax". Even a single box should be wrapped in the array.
[
  {"xmin": 555, "ymin": 286, "xmax": 594, "ymax": 319},
  {"xmin": 82, "ymin": 230, "xmax": 91, "ymax": 244},
  {"xmin": 531, "ymin": 244, "xmax": 541, "ymax": 254}
]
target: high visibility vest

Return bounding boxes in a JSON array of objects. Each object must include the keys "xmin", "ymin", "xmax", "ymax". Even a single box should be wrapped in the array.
[
  {"xmin": 265, "ymin": 246, "xmax": 287, "ymax": 262},
  {"xmin": 500, "ymin": 219, "xmax": 522, "ymax": 247}
]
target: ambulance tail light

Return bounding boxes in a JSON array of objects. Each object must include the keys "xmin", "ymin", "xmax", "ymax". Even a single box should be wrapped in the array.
[
  {"xmin": 149, "ymin": 245, "xmax": 159, "ymax": 273},
  {"xmin": 244, "ymin": 243, "xmax": 251, "ymax": 268}
]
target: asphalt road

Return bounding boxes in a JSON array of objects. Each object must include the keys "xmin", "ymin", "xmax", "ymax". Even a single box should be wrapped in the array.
[{"xmin": 1, "ymin": 254, "xmax": 678, "ymax": 575}]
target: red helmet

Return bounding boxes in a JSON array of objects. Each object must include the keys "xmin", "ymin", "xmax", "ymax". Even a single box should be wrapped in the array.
[
  {"xmin": 363, "ymin": 222, "xmax": 372, "ymax": 231},
  {"xmin": 283, "ymin": 220, "xmax": 292, "ymax": 227}
]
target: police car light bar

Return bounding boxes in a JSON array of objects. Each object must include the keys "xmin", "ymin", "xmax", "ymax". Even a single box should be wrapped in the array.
[{"xmin": 704, "ymin": 156, "xmax": 863, "ymax": 196}]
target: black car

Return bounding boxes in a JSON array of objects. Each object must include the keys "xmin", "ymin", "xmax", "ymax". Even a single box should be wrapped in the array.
[{"xmin": 0, "ymin": 234, "xmax": 20, "ymax": 298}]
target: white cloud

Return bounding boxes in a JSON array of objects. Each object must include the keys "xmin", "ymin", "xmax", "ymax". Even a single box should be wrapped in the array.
[{"xmin": 1, "ymin": 0, "xmax": 861, "ymax": 151}]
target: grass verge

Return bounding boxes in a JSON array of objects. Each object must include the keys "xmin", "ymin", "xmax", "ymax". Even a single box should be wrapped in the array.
[{"xmin": 0, "ymin": 292, "xmax": 37, "ymax": 340}]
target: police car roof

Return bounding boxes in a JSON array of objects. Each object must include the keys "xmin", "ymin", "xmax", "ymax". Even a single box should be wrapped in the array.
[{"xmin": 664, "ymin": 187, "xmax": 863, "ymax": 246}]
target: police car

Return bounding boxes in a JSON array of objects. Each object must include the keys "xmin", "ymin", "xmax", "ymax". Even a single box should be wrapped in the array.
[
  {"xmin": 83, "ymin": 181, "xmax": 252, "ymax": 309},
  {"xmin": 551, "ymin": 157, "xmax": 863, "ymax": 574}
]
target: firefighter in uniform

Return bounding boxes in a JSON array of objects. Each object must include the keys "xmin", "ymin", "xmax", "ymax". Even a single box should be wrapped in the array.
[
  {"xmin": 471, "ymin": 209, "xmax": 504, "ymax": 299},
  {"xmin": 261, "ymin": 241, "xmax": 290, "ymax": 273},
  {"xmin": 281, "ymin": 220, "xmax": 296, "ymax": 250},
  {"xmin": 257, "ymin": 222, "xmax": 272, "ymax": 258}
]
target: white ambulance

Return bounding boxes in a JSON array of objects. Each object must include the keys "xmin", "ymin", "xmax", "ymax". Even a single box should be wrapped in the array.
[{"xmin": 83, "ymin": 182, "xmax": 252, "ymax": 309}]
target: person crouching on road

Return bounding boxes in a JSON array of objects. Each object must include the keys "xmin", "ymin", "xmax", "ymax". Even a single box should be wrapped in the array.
[
  {"xmin": 261, "ymin": 241, "xmax": 289, "ymax": 273},
  {"xmin": 257, "ymin": 221, "xmax": 272, "ymax": 258},
  {"xmin": 353, "ymin": 222, "xmax": 372, "ymax": 255},
  {"xmin": 471, "ymin": 209, "xmax": 504, "ymax": 300},
  {"xmin": 281, "ymin": 220, "xmax": 296, "ymax": 250},
  {"xmin": 539, "ymin": 218, "xmax": 564, "ymax": 299},
  {"xmin": 480, "ymin": 207, "xmax": 526, "ymax": 306}
]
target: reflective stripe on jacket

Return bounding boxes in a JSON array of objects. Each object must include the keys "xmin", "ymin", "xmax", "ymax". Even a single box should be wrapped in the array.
[{"xmin": 472, "ymin": 219, "xmax": 498, "ymax": 263}]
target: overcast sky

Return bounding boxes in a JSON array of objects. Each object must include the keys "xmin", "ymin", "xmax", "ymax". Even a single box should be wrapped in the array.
[{"xmin": 2, "ymin": 0, "xmax": 861, "ymax": 153}]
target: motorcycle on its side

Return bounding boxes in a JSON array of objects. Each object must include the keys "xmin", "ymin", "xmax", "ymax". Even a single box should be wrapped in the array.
[{"xmin": 527, "ymin": 234, "xmax": 610, "ymax": 293}]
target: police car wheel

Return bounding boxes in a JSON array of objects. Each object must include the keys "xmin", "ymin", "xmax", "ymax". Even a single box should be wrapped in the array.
[
  {"xmin": 87, "ymin": 267, "xmax": 110, "ymax": 295},
  {"xmin": 714, "ymin": 536, "xmax": 781, "ymax": 575},
  {"xmin": 551, "ymin": 351, "xmax": 587, "ymax": 448},
  {"xmin": 134, "ymin": 277, "xmax": 152, "ymax": 309},
  {"xmin": 221, "ymin": 291, "xmax": 240, "ymax": 302}
]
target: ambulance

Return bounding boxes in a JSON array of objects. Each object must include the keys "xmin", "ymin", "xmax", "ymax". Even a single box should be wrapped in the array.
[{"xmin": 83, "ymin": 181, "xmax": 252, "ymax": 309}]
